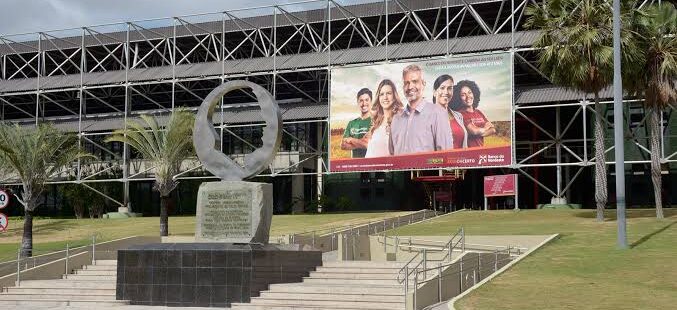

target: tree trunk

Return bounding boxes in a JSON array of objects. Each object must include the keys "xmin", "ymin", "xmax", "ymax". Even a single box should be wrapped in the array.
[
  {"xmin": 20, "ymin": 208, "xmax": 34, "ymax": 258},
  {"xmin": 74, "ymin": 203, "xmax": 84, "ymax": 219},
  {"xmin": 593, "ymin": 93, "xmax": 608, "ymax": 222},
  {"xmin": 160, "ymin": 195, "xmax": 169, "ymax": 236},
  {"xmin": 649, "ymin": 108, "xmax": 664, "ymax": 219}
]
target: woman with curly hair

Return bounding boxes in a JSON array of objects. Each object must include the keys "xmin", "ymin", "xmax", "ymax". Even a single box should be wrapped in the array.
[
  {"xmin": 433, "ymin": 74, "xmax": 467, "ymax": 149},
  {"xmin": 364, "ymin": 79, "xmax": 404, "ymax": 157},
  {"xmin": 450, "ymin": 80, "xmax": 496, "ymax": 147}
]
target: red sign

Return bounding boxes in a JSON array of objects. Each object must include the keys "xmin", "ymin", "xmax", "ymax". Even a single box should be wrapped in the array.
[
  {"xmin": 0, "ymin": 213, "xmax": 7, "ymax": 232},
  {"xmin": 0, "ymin": 189, "xmax": 10, "ymax": 209},
  {"xmin": 484, "ymin": 174, "xmax": 517, "ymax": 197}
]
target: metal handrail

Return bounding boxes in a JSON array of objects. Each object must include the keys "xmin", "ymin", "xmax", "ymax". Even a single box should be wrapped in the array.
[
  {"xmin": 13, "ymin": 233, "xmax": 102, "ymax": 287},
  {"xmin": 397, "ymin": 227, "xmax": 464, "ymax": 284},
  {"xmin": 411, "ymin": 248, "xmax": 515, "ymax": 310},
  {"xmin": 397, "ymin": 227, "xmax": 466, "ymax": 309},
  {"xmin": 415, "ymin": 255, "xmax": 514, "ymax": 285},
  {"xmin": 291, "ymin": 209, "xmax": 435, "ymax": 237}
]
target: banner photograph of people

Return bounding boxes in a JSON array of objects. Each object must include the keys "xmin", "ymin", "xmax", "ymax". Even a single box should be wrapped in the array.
[{"xmin": 329, "ymin": 52, "xmax": 512, "ymax": 172}]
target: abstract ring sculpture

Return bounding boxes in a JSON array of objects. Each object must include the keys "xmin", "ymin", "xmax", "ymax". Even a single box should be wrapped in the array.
[{"xmin": 193, "ymin": 80, "xmax": 282, "ymax": 181}]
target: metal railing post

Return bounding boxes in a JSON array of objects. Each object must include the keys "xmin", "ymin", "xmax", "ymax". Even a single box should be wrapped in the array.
[
  {"xmin": 422, "ymin": 249, "xmax": 427, "ymax": 280},
  {"xmin": 461, "ymin": 227, "xmax": 466, "ymax": 253},
  {"xmin": 65, "ymin": 243, "xmax": 70, "ymax": 279},
  {"xmin": 343, "ymin": 234, "xmax": 347, "ymax": 261},
  {"xmin": 448, "ymin": 239, "xmax": 453, "ymax": 262},
  {"xmin": 383, "ymin": 219, "xmax": 386, "ymax": 232},
  {"xmin": 351, "ymin": 230, "xmax": 356, "ymax": 260},
  {"xmin": 312, "ymin": 231, "xmax": 316, "ymax": 248},
  {"xmin": 494, "ymin": 250, "xmax": 498, "ymax": 272},
  {"xmin": 92, "ymin": 234, "xmax": 96, "ymax": 265},
  {"xmin": 413, "ymin": 271, "xmax": 418, "ymax": 310},
  {"xmin": 477, "ymin": 253, "xmax": 481, "ymax": 280},
  {"xmin": 395, "ymin": 236, "xmax": 399, "ymax": 255},
  {"xmin": 16, "ymin": 251, "xmax": 21, "ymax": 286},
  {"xmin": 404, "ymin": 265, "xmax": 409, "ymax": 307},
  {"xmin": 383, "ymin": 231, "xmax": 387, "ymax": 254},
  {"xmin": 473, "ymin": 268, "xmax": 476, "ymax": 285},
  {"xmin": 437, "ymin": 263, "xmax": 442, "ymax": 302},
  {"xmin": 459, "ymin": 257, "xmax": 463, "ymax": 292}
]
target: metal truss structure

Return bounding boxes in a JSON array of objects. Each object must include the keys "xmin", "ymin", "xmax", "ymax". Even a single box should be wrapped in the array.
[{"xmin": 0, "ymin": 0, "xmax": 673, "ymax": 207}]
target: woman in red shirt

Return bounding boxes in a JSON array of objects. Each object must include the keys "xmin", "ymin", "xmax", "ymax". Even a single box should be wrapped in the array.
[
  {"xmin": 432, "ymin": 74, "xmax": 467, "ymax": 149},
  {"xmin": 450, "ymin": 80, "xmax": 496, "ymax": 147}
]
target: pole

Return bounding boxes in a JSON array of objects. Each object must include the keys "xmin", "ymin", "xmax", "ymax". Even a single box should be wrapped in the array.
[
  {"xmin": 16, "ymin": 251, "xmax": 20, "ymax": 286},
  {"xmin": 612, "ymin": 0, "xmax": 628, "ymax": 249},
  {"xmin": 514, "ymin": 174, "xmax": 520, "ymax": 210}
]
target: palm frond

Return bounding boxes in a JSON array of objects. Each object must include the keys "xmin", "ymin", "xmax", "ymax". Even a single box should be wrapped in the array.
[
  {"xmin": 105, "ymin": 108, "xmax": 195, "ymax": 196},
  {"xmin": 0, "ymin": 123, "xmax": 94, "ymax": 210}
]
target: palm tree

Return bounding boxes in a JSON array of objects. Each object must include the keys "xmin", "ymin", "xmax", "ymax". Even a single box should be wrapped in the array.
[
  {"xmin": 627, "ymin": 3, "xmax": 677, "ymax": 219},
  {"xmin": 106, "ymin": 109, "xmax": 195, "ymax": 236},
  {"xmin": 0, "ymin": 123, "xmax": 92, "ymax": 257},
  {"xmin": 525, "ymin": 0, "xmax": 641, "ymax": 221}
]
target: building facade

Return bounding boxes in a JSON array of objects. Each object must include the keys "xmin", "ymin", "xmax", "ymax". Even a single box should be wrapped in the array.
[{"xmin": 0, "ymin": 0, "xmax": 674, "ymax": 215}]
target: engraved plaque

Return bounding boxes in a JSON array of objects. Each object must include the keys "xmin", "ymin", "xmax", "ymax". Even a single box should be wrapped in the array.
[
  {"xmin": 195, "ymin": 181, "xmax": 273, "ymax": 243},
  {"xmin": 200, "ymin": 189, "xmax": 252, "ymax": 239}
]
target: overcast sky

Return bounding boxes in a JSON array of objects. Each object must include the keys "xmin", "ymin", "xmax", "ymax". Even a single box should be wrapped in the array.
[{"xmin": 0, "ymin": 0, "xmax": 296, "ymax": 36}]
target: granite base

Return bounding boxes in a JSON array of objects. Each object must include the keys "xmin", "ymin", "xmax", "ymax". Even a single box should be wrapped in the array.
[{"xmin": 116, "ymin": 243, "xmax": 322, "ymax": 307}]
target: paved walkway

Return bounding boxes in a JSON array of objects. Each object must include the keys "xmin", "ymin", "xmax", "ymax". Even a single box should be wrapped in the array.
[{"xmin": 15, "ymin": 306, "xmax": 229, "ymax": 310}]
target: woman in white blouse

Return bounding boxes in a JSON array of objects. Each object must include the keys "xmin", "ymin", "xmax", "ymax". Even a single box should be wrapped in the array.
[{"xmin": 365, "ymin": 79, "xmax": 404, "ymax": 158}]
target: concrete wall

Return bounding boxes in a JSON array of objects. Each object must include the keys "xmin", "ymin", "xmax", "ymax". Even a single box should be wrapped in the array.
[{"xmin": 337, "ymin": 233, "xmax": 371, "ymax": 261}]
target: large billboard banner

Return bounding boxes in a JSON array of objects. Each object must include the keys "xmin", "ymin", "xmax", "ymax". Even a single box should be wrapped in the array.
[{"xmin": 329, "ymin": 52, "xmax": 513, "ymax": 172}]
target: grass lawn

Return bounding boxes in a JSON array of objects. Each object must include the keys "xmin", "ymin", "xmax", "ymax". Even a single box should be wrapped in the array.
[
  {"xmin": 0, "ymin": 211, "xmax": 411, "ymax": 262},
  {"xmin": 390, "ymin": 209, "xmax": 677, "ymax": 310}
]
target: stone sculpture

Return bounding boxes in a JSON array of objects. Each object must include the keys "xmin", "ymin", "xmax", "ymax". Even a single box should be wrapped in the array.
[{"xmin": 193, "ymin": 80, "xmax": 282, "ymax": 244}]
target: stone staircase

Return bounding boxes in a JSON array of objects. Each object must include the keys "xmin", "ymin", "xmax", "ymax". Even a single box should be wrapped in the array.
[
  {"xmin": 231, "ymin": 260, "xmax": 407, "ymax": 310},
  {"xmin": 0, "ymin": 259, "xmax": 128, "ymax": 308}
]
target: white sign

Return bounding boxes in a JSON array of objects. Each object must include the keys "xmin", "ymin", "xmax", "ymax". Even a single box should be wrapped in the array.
[
  {"xmin": 0, "ymin": 189, "xmax": 9, "ymax": 209},
  {"xmin": 0, "ymin": 213, "xmax": 7, "ymax": 232}
]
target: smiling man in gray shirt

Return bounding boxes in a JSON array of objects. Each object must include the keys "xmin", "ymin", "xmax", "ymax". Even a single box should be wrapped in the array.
[{"xmin": 389, "ymin": 64, "xmax": 453, "ymax": 155}]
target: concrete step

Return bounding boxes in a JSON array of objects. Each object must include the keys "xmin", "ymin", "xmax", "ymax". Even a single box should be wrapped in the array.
[
  {"xmin": 3, "ymin": 287, "xmax": 115, "ymax": 295},
  {"xmin": 0, "ymin": 293, "xmax": 117, "ymax": 301},
  {"xmin": 232, "ymin": 305, "xmax": 395, "ymax": 310},
  {"xmin": 248, "ymin": 297, "xmax": 404, "ymax": 310},
  {"xmin": 92, "ymin": 260, "xmax": 118, "ymax": 266},
  {"xmin": 82, "ymin": 264, "xmax": 117, "ymax": 271},
  {"xmin": 17, "ymin": 279, "xmax": 116, "ymax": 289},
  {"xmin": 259, "ymin": 291, "xmax": 405, "ymax": 303},
  {"xmin": 309, "ymin": 272, "xmax": 398, "ymax": 280},
  {"xmin": 302, "ymin": 278, "xmax": 400, "ymax": 286},
  {"xmin": 267, "ymin": 283, "xmax": 403, "ymax": 295},
  {"xmin": 322, "ymin": 261, "xmax": 405, "ymax": 268},
  {"xmin": 73, "ymin": 269, "xmax": 117, "ymax": 276},
  {"xmin": 63, "ymin": 274, "xmax": 116, "ymax": 281},
  {"xmin": 315, "ymin": 266, "xmax": 402, "ymax": 274},
  {"xmin": 0, "ymin": 299, "xmax": 128, "ymax": 307}
]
